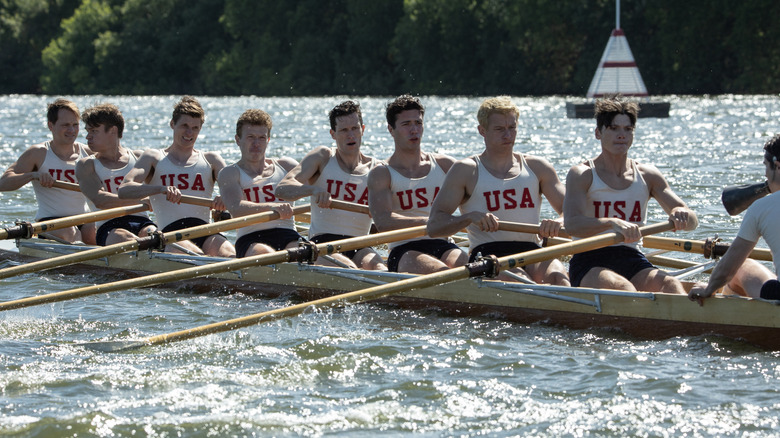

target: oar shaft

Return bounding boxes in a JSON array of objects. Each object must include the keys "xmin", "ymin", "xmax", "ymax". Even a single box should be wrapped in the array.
[
  {"xmin": 0, "ymin": 205, "xmax": 311, "ymax": 280},
  {"xmin": 0, "ymin": 204, "xmax": 149, "ymax": 240},
  {"xmin": 497, "ymin": 221, "xmax": 572, "ymax": 239},
  {"xmin": 0, "ymin": 225, "xmax": 427, "ymax": 312},
  {"xmin": 107, "ymin": 221, "xmax": 674, "ymax": 350},
  {"xmin": 52, "ymin": 180, "xmax": 214, "ymax": 208},
  {"xmin": 643, "ymin": 235, "xmax": 773, "ymax": 261}
]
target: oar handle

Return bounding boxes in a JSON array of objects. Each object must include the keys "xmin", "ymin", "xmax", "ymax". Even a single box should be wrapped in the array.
[
  {"xmin": 52, "ymin": 180, "xmax": 215, "ymax": 209},
  {"xmin": 496, "ymin": 220, "xmax": 675, "ymax": 271},
  {"xmin": 328, "ymin": 199, "xmax": 370, "ymax": 215},
  {"xmin": 497, "ymin": 221, "xmax": 571, "ymax": 238}
]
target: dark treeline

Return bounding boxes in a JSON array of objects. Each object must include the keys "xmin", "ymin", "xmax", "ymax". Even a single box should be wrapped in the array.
[{"xmin": 1, "ymin": 0, "xmax": 779, "ymax": 96}]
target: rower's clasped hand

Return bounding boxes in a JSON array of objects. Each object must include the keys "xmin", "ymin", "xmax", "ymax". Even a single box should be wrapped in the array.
[
  {"xmin": 312, "ymin": 189, "xmax": 332, "ymax": 208},
  {"xmin": 610, "ymin": 218, "xmax": 641, "ymax": 243},
  {"xmin": 669, "ymin": 207, "xmax": 692, "ymax": 231},
  {"xmin": 162, "ymin": 186, "xmax": 182, "ymax": 204},
  {"xmin": 538, "ymin": 218, "xmax": 562, "ymax": 238},
  {"xmin": 272, "ymin": 203, "xmax": 294, "ymax": 220},
  {"xmin": 471, "ymin": 212, "xmax": 499, "ymax": 232},
  {"xmin": 35, "ymin": 171, "xmax": 55, "ymax": 188},
  {"xmin": 212, "ymin": 195, "xmax": 226, "ymax": 212},
  {"xmin": 687, "ymin": 282, "xmax": 715, "ymax": 306}
]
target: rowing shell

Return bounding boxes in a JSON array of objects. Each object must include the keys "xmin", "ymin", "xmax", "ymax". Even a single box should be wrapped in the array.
[{"xmin": 3, "ymin": 238, "xmax": 779, "ymax": 349}]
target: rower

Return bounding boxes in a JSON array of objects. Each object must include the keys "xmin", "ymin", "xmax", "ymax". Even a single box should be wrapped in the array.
[
  {"xmin": 75, "ymin": 103, "xmax": 157, "ymax": 246},
  {"xmin": 367, "ymin": 95, "xmax": 467, "ymax": 274},
  {"xmin": 217, "ymin": 109, "xmax": 302, "ymax": 258},
  {"xmin": 689, "ymin": 135, "xmax": 780, "ymax": 303},
  {"xmin": 276, "ymin": 100, "xmax": 386, "ymax": 270},
  {"xmin": 118, "ymin": 96, "xmax": 235, "ymax": 257},
  {"xmin": 0, "ymin": 98, "xmax": 96, "ymax": 244},
  {"xmin": 427, "ymin": 96, "xmax": 569, "ymax": 285},
  {"xmin": 563, "ymin": 95, "xmax": 698, "ymax": 294}
]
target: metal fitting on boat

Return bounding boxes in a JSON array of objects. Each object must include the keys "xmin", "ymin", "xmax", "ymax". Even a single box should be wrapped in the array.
[
  {"xmin": 466, "ymin": 253, "xmax": 500, "ymax": 278},
  {"xmin": 136, "ymin": 230, "xmax": 165, "ymax": 251},
  {"xmin": 6, "ymin": 221, "xmax": 34, "ymax": 239},
  {"xmin": 288, "ymin": 240, "xmax": 319, "ymax": 264},
  {"xmin": 703, "ymin": 236, "xmax": 728, "ymax": 259}
]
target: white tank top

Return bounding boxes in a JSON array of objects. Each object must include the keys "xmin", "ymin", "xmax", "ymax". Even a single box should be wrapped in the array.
[
  {"xmin": 32, "ymin": 142, "xmax": 90, "ymax": 220},
  {"xmin": 234, "ymin": 160, "xmax": 295, "ymax": 239},
  {"xmin": 308, "ymin": 148, "xmax": 378, "ymax": 238},
  {"xmin": 461, "ymin": 155, "xmax": 542, "ymax": 247},
  {"xmin": 582, "ymin": 159, "xmax": 649, "ymax": 249},
  {"xmin": 149, "ymin": 150, "xmax": 214, "ymax": 229},
  {"xmin": 87, "ymin": 150, "xmax": 150, "ymax": 229},
  {"xmin": 386, "ymin": 153, "xmax": 446, "ymax": 250}
]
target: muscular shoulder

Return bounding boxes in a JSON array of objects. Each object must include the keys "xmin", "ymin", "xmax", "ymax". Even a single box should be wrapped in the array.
[
  {"xmin": 276, "ymin": 157, "xmax": 299, "ymax": 172},
  {"xmin": 217, "ymin": 163, "xmax": 239, "ymax": 182},
  {"xmin": 523, "ymin": 154, "xmax": 558, "ymax": 174},
  {"xmin": 566, "ymin": 161, "xmax": 594, "ymax": 186},
  {"xmin": 139, "ymin": 148, "xmax": 164, "ymax": 162},
  {"xmin": 635, "ymin": 161, "xmax": 666, "ymax": 186},
  {"xmin": 431, "ymin": 153, "xmax": 457, "ymax": 172},
  {"xmin": 368, "ymin": 164, "xmax": 392, "ymax": 186}
]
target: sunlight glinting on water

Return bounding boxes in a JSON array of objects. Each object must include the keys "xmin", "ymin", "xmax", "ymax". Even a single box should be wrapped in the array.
[{"xmin": 2, "ymin": 95, "xmax": 780, "ymax": 436}]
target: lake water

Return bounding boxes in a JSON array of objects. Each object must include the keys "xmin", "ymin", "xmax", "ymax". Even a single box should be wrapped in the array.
[{"xmin": 1, "ymin": 95, "xmax": 779, "ymax": 437}]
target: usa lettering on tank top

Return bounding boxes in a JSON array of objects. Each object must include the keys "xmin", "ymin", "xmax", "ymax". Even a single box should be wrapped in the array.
[
  {"xmin": 149, "ymin": 150, "xmax": 215, "ymax": 229},
  {"xmin": 308, "ymin": 148, "xmax": 379, "ymax": 238},
  {"xmin": 89, "ymin": 150, "xmax": 150, "ymax": 229},
  {"xmin": 234, "ymin": 160, "xmax": 295, "ymax": 238},
  {"xmin": 386, "ymin": 153, "xmax": 447, "ymax": 250},
  {"xmin": 461, "ymin": 154, "xmax": 542, "ymax": 248},
  {"xmin": 32, "ymin": 141, "xmax": 90, "ymax": 220},
  {"xmin": 582, "ymin": 158, "xmax": 650, "ymax": 249}
]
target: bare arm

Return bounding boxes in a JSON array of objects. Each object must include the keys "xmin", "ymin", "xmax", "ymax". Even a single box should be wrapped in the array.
[
  {"xmin": 368, "ymin": 166, "xmax": 428, "ymax": 231},
  {"xmin": 0, "ymin": 145, "xmax": 49, "ymax": 191},
  {"xmin": 118, "ymin": 149, "xmax": 166, "ymax": 199},
  {"xmin": 689, "ymin": 236, "xmax": 756, "ymax": 300},
  {"xmin": 427, "ymin": 159, "xmax": 490, "ymax": 237},
  {"xmin": 527, "ymin": 155, "xmax": 566, "ymax": 238},
  {"xmin": 76, "ymin": 157, "xmax": 147, "ymax": 209},
  {"xmin": 642, "ymin": 163, "xmax": 698, "ymax": 232},
  {"xmin": 275, "ymin": 146, "xmax": 330, "ymax": 206}
]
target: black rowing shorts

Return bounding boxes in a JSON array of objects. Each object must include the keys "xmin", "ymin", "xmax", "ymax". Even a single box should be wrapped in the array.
[
  {"xmin": 235, "ymin": 228, "xmax": 302, "ymax": 258},
  {"xmin": 468, "ymin": 241, "xmax": 541, "ymax": 263},
  {"xmin": 387, "ymin": 239, "xmax": 461, "ymax": 272},
  {"xmin": 569, "ymin": 245, "xmax": 655, "ymax": 287},
  {"xmin": 96, "ymin": 215, "xmax": 156, "ymax": 246}
]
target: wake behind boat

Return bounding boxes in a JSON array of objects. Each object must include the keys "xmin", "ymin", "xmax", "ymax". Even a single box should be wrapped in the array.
[{"xmin": 2, "ymin": 236, "xmax": 778, "ymax": 350}]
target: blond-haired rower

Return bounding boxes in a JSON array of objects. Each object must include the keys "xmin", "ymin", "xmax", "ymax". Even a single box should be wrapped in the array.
[{"xmin": 428, "ymin": 96, "xmax": 568, "ymax": 284}]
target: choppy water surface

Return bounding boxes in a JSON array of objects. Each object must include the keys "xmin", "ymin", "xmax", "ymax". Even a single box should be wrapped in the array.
[{"xmin": 1, "ymin": 95, "xmax": 780, "ymax": 437}]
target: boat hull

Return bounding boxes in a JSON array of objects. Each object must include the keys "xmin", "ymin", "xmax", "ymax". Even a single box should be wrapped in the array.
[{"xmin": 4, "ymin": 239, "xmax": 779, "ymax": 349}]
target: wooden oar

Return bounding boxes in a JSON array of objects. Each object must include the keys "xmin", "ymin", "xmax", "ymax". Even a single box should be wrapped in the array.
[
  {"xmin": 1, "ymin": 181, "xmax": 221, "ymax": 240},
  {"xmin": 82, "ymin": 220, "xmax": 674, "ymax": 352},
  {"xmin": 51, "ymin": 180, "xmax": 215, "ymax": 208},
  {"xmin": 0, "ymin": 223, "xmax": 427, "ymax": 313},
  {"xmin": 1, "ymin": 204, "xmax": 150, "ymax": 240},
  {"xmin": 0, "ymin": 204, "xmax": 312, "ymax": 280},
  {"xmin": 642, "ymin": 235, "xmax": 773, "ymax": 261}
]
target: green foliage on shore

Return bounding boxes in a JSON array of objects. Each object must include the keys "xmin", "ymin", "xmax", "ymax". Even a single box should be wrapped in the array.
[{"xmin": 1, "ymin": 0, "xmax": 778, "ymax": 95}]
